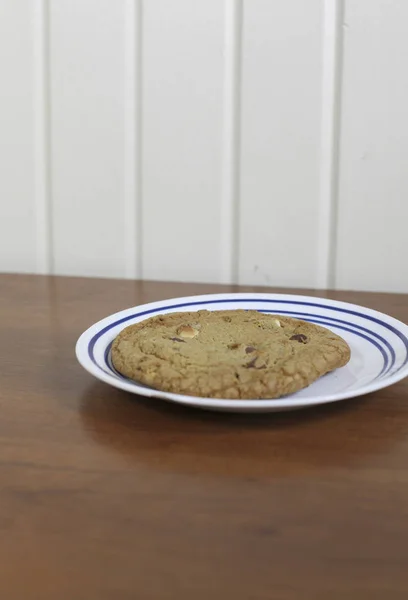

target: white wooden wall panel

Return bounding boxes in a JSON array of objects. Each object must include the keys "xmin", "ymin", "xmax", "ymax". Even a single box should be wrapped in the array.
[
  {"xmin": 0, "ymin": 1, "xmax": 37, "ymax": 272},
  {"xmin": 336, "ymin": 0, "xmax": 408, "ymax": 293},
  {"xmin": 49, "ymin": 0, "xmax": 127, "ymax": 277},
  {"xmin": 141, "ymin": 0, "xmax": 224, "ymax": 283},
  {"xmin": 2, "ymin": 0, "xmax": 408, "ymax": 293},
  {"xmin": 239, "ymin": 0, "xmax": 324, "ymax": 288}
]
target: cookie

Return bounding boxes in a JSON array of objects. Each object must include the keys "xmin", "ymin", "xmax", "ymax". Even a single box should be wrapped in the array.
[{"xmin": 111, "ymin": 310, "xmax": 350, "ymax": 399}]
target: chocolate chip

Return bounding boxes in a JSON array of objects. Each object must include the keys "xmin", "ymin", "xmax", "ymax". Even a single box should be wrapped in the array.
[
  {"xmin": 290, "ymin": 334, "xmax": 308, "ymax": 343},
  {"xmin": 170, "ymin": 337, "xmax": 186, "ymax": 343},
  {"xmin": 228, "ymin": 343, "xmax": 240, "ymax": 350},
  {"xmin": 245, "ymin": 346, "xmax": 256, "ymax": 354}
]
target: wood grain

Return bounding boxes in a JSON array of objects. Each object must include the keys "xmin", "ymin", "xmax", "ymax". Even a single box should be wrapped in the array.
[{"xmin": 1, "ymin": 274, "xmax": 408, "ymax": 600}]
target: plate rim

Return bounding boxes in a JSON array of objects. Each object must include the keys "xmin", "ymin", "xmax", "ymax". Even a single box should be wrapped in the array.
[{"xmin": 75, "ymin": 292, "xmax": 408, "ymax": 411}]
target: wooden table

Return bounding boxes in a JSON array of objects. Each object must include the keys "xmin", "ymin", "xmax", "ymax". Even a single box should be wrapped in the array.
[{"xmin": 1, "ymin": 274, "xmax": 408, "ymax": 600}]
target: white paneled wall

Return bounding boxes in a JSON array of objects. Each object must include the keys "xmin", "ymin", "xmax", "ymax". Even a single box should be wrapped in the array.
[
  {"xmin": 336, "ymin": 0, "xmax": 408, "ymax": 293},
  {"xmin": 0, "ymin": 1, "xmax": 37, "ymax": 272},
  {"xmin": 239, "ymin": 0, "xmax": 323, "ymax": 288},
  {"xmin": 50, "ymin": 0, "xmax": 127, "ymax": 277},
  {"xmin": 142, "ymin": 0, "xmax": 225, "ymax": 283},
  {"xmin": 1, "ymin": 0, "xmax": 408, "ymax": 292}
]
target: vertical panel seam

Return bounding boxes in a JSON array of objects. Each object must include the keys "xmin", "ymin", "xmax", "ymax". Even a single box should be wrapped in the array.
[
  {"xmin": 33, "ymin": 0, "xmax": 53, "ymax": 274},
  {"xmin": 124, "ymin": 0, "xmax": 143, "ymax": 279},
  {"xmin": 220, "ymin": 0, "xmax": 243, "ymax": 285},
  {"xmin": 317, "ymin": 0, "xmax": 344, "ymax": 289}
]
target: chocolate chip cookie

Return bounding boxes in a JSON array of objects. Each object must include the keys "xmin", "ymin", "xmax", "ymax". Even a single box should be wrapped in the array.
[{"xmin": 111, "ymin": 310, "xmax": 351, "ymax": 399}]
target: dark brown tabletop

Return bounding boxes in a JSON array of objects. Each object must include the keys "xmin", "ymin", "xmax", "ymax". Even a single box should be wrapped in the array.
[{"xmin": 1, "ymin": 274, "xmax": 408, "ymax": 600}]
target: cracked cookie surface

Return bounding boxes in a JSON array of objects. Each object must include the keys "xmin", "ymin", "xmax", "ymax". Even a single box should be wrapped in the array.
[{"xmin": 111, "ymin": 310, "xmax": 351, "ymax": 399}]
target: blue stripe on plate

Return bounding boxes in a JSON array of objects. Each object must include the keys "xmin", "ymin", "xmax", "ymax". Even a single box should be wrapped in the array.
[
  {"xmin": 261, "ymin": 310, "xmax": 395, "ymax": 375},
  {"xmin": 291, "ymin": 318, "xmax": 388, "ymax": 378},
  {"xmin": 87, "ymin": 301, "xmax": 401, "ymax": 383},
  {"xmin": 102, "ymin": 317, "xmax": 388, "ymax": 381},
  {"xmin": 88, "ymin": 299, "xmax": 408, "ymax": 370}
]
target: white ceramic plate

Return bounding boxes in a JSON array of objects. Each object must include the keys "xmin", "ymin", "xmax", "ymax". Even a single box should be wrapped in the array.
[{"xmin": 76, "ymin": 293, "xmax": 408, "ymax": 413}]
